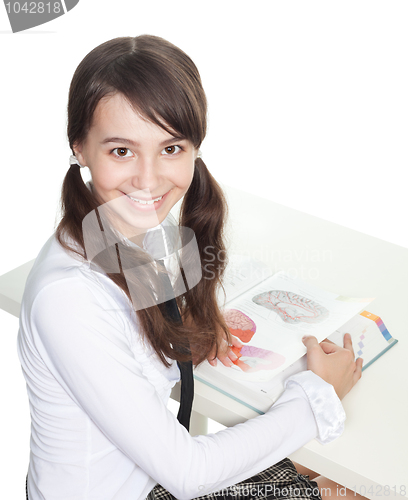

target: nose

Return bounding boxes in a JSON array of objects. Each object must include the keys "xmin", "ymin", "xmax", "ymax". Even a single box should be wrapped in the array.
[{"xmin": 130, "ymin": 155, "xmax": 160, "ymax": 195}]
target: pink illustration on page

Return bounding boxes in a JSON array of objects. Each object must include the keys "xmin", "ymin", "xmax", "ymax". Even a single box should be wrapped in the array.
[
  {"xmin": 223, "ymin": 308, "xmax": 285, "ymax": 374},
  {"xmin": 223, "ymin": 308, "xmax": 256, "ymax": 342},
  {"xmin": 231, "ymin": 345, "xmax": 285, "ymax": 373}
]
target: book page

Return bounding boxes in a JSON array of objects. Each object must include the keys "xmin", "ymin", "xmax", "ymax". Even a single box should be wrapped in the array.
[
  {"xmin": 215, "ymin": 270, "xmax": 374, "ymax": 383},
  {"xmin": 328, "ymin": 311, "xmax": 398, "ymax": 370},
  {"xmin": 216, "ymin": 255, "xmax": 274, "ymax": 306}
]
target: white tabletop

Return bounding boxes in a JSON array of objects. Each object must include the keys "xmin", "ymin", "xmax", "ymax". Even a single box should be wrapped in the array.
[
  {"xmin": 192, "ymin": 185, "xmax": 408, "ymax": 498},
  {"xmin": 1, "ymin": 184, "xmax": 407, "ymax": 498}
]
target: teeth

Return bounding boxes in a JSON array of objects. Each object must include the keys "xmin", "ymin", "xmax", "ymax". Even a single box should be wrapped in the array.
[{"xmin": 127, "ymin": 194, "xmax": 163, "ymax": 205}]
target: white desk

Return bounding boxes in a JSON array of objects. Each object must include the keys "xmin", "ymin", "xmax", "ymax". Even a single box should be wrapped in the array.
[{"xmin": 1, "ymin": 185, "xmax": 407, "ymax": 499}]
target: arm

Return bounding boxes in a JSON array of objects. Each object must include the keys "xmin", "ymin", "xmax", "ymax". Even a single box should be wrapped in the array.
[{"xmin": 31, "ymin": 277, "xmax": 344, "ymax": 500}]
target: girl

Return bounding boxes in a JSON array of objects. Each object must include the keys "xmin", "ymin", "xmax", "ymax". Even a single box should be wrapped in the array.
[{"xmin": 17, "ymin": 35, "xmax": 363, "ymax": 500}]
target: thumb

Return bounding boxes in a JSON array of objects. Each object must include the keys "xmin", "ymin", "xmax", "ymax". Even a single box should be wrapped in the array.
[
  {"xmin": 319, "ymin": 341, "xmax": 340, "ymax": 354},
  {"xmin": 302, "ymin": 335, "xmax": 319, "ymax": 349}
]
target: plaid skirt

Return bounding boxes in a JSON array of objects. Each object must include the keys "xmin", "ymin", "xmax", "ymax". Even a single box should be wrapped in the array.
[{"xmin": 146, "ymin": 458, "xmax": 322, "ymax": 500}]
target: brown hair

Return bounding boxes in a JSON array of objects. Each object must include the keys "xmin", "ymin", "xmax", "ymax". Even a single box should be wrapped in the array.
[{"xmin": 56, "ymin": 35, "xmax": 231, "ymax": 367}]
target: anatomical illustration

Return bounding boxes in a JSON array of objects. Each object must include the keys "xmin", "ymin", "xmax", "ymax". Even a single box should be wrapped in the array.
[
  {"xmin": 252, "ymin": 290, "xmax": 329, "ymax": 324},
  {"xmin": 222, "ymin": 308, "xmax": 256, "ymax": 342},
  {"xmin": 222, "ymin": 308, "xmax": 285, "ymax": 374},
  {"xmin": 229, "ymin": 344, "xmax": 285, "ymax": 373}
]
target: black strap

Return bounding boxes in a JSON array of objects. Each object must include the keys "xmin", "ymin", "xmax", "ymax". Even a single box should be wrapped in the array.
[{"xmin": 157, "ymin": 260, "xmax": 194, "ymax": 431}]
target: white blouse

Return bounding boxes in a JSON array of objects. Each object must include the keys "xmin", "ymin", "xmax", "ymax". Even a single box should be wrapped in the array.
[{"xmin": 17, "ymin": 217, "xmax": 346, "ymax": 500}]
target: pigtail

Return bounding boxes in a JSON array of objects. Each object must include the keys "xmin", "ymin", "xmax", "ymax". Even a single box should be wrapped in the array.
[
  {"xmin": 178, "ymin": 158, "xmax": 232, "ymax": 364},
  {"xmin": 56, "ymin": 164, "xmax": 99, "ymax": 259}
]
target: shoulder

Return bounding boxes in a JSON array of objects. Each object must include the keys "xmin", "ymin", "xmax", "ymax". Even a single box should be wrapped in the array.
[
  {"xmin": 23, "ymin": 233, "xmax": 84, "ymax": 301},
  {"xmin": 22, "ymin": 233, "xmax": 134, "ymax": 329},
  {"xmin": 26, "ymin": 258, "xmax": 139, "ymax": 359}
]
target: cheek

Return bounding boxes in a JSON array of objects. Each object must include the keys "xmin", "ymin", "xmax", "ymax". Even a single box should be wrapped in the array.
[
  {"xmin": 91, "ymin": 170, "xmax": 111, "ymax": 190},
  {"xmin": 91, "ymin": 162, "xmax": 121, "ymax": 189},
  {"xmin": 178, "ymin": 162, "xmax": 195, "ymax": 190}
]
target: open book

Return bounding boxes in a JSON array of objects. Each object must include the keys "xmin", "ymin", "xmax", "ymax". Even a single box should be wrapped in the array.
[{"xmin": 193, "ymin": 256, "xmax": 398, "ymax": 414}]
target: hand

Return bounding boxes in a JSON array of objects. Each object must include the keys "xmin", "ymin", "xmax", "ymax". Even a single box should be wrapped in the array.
[
  {"xmin": 302, "ymin": 333, "xmax": 363, "ymax": 400},
  {"xmin": 208, "ymin": 330, "xmax": 243, "ymax": 368}
]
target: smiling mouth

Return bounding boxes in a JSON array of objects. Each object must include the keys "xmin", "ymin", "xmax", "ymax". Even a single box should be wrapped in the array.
[{"xmin": 125, "ymin": 193, "xmax": 164, "ymax": 205}]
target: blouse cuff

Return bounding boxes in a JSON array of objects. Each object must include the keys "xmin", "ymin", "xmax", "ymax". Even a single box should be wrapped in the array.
[{"xmin": 284, "ymin": 370, "xmax": 346, "ymax": 445}]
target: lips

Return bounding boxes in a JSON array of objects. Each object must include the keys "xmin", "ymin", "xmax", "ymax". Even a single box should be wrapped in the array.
[
  {"xmin": 122, "ymin": 191, "xmax": 167, "ymax": 201},
  {"xmin": 120, "ymin": 189, "xmax": 171, "ymax": 211},
  {"xmin": 126, "ymin": 194, "xmax": 163, "ymax": 204}
]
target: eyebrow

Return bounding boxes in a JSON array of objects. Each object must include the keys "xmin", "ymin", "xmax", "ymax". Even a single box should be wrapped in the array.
[{"xmin": 100, "ymin": 136, "xmax": 187, "ymax": 147}]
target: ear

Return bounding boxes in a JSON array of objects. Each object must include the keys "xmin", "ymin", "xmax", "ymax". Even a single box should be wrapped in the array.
[
  {"xmin": 194, "ymin": 148, "xmax": 202, "ymax": 161},
  {"xmin": 73, "ymin": 142, "xmax": 87, "ymax": 168}
]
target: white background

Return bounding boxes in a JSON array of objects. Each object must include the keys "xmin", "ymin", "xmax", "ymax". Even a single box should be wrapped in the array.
[{"xmin": 0, "ymin": 0, "xmax": 407, "ymax": 496}]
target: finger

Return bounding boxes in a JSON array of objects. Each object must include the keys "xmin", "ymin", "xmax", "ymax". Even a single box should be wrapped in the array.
[
  {"xmin": 356, "ymin": 357, "xmax": 364, "ymax": 370},
  {"xmin": 353, "ymin": 357, "xmax": 363, "ymax": 384},
  {"xmin": 227, "ymin": 349, "xmax": 239, "ymax": 362},
  {"xmin": 319, "ymin": 341, "xmax": 341, "ymax": 354},
  {"xmin": 321, "ymin": 338, "xmax": 336, "ymax": 345},
  {"xmin": 207, "ymin": 345, "xmax": 217, "ymax": 366},
  {"xmin": 230, "ymin": 335, "xmax": 244, "ymax": 348},
  {"xmin": 343, "ymin": 333, "xmax": 355, "ymax": 357},
  {"xmin": 217, "ymin": 339, "xmax": 230, "ymax": 357},
  {"xmin": 302, "ymin": 336, "xmax": 319, "ymax": 349},
  {"xmin": 343, "ymin": 332, "xmax": 353, "ymax": 350},
  {"xmin": 215, "ymin": 344, "xmax": 234, "ymax": 366},
  {"xmin": 219, "ymin": 355, "xmax": 233, "ymax": 367},
  {"xmin": 229, "ymin": 344, "xmax": 242, "ymax": 358}
]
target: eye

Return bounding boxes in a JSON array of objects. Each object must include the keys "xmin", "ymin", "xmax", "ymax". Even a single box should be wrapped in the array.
[
  {"xmin": 162, "ymin": 145, "xmax": 182, "ymax": 155},
  {"xmin": 112, "ymin": 147, "xmax": 133, "ymax": 158}
]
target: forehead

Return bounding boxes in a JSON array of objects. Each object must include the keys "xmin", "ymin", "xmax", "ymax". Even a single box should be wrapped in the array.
[{"xmin": 89, "ymin": 93, "xmax": 178, "ymax": 142}]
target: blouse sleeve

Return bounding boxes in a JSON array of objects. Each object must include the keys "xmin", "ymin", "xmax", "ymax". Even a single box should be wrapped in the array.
[{"xmin": 31, "ymin": 276, "xmax": 345, "ymax": 500}]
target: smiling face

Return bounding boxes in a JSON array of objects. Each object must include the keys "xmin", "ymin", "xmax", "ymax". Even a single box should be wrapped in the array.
[{"xmin": 74, "ymin": 93, "xmax": 198, "ymax": 243}]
